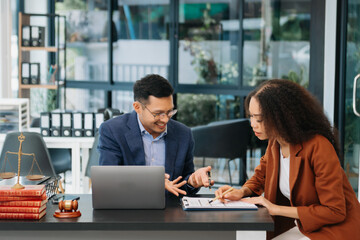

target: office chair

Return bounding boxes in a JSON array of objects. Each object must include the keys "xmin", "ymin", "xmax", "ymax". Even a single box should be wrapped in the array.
[
  {"xmin": 0, "ymin": 132, "xmax": 57, "ymax": 178},
  {"xmin": 30, "ymin": 117, "xmax": 72, "ymax": 174},
  {"xmin": 191, "ymin": 119, "xmax": 252, "ymax": 186},
  {"xmin": 85, "ymin": 132, "xmax": 100, "ymax": 187},
  {"xmin": 31, "ymin": 118, "xmax": 71, "ymax": 193}
]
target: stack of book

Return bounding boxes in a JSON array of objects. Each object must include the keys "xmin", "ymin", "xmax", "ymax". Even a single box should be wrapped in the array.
[{"xmin": 0, "ymin": 185, "xmax": 47, "ymax": 219}]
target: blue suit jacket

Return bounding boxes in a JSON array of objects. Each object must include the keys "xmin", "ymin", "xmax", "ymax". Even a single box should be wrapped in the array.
[{"xmin": 98, "ymin": 111, "xmax": 198, "ymax": 194}]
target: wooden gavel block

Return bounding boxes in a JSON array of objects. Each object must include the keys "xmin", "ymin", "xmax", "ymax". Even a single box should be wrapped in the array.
[
  {"xmin": 59, "ymin": 200, "xmax": 78, "ymax": 212},
  {"xmin": 54, "ymin": 200, "xmax": 81, "ymax": 218}
]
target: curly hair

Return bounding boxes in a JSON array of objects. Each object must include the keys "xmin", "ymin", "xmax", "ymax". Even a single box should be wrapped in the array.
[{"xmin": 245, "ymin": 79, "xmax": 340, "ymax": 156}]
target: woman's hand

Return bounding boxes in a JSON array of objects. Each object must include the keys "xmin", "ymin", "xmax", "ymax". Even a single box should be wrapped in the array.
[
  {"xmin": 215, "ymin": 185, "xmax": 244, "ymax": 202},
  {"xmin": 242, "ymin": 196, "xmax": 279, "ymax": 215}
]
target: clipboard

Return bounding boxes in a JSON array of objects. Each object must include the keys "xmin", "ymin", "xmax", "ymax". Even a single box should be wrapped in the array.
[{"xmin": 181, "ymin": 197, "xmax": 258, "ymax": 211}]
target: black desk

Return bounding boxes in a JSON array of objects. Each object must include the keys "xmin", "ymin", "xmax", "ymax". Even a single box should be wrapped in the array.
[{"xmin": 0, "ymin": 194, "xmax": 274, "ymax": 240}]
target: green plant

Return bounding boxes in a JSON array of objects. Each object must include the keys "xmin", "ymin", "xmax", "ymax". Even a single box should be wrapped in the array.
[
  {"xmin": 182, "ymin": 39, "xmax": 239, "ymax": 85},
  {"xmin": 177, "ymin": 94, "xmax": 217, "ymax": 127},
  {"xmin": 218, "ymin": 62, "xmax": 239, "ymax": 84},
  {"xmin": 251, "ymin": 63, "xmax": 268, "ymax": 86},
  {"xmin": 282, "ymin": 67, "xmax": 309, "ymax": 88},
  {"xmin": 181, "ymin": 3, "xmax": 238, "ymax": 85},
  {"xmin": 46, "ymin": 90, "xmax": 57, "ymax": 112},
  {"xmin": 30, "ymin": 89, "xmax": 57, "ymax": 117},
  {"xmin": 183, "ymin": 40, "xmax": 218, "ymax": 84},
  {"xmin": 56, "ymin": 0, "xmax": 86, "ymax": 11}
]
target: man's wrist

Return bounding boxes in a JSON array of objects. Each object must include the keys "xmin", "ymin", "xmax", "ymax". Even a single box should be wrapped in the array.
[
  {"xmin": 185, "ymin": 182, "xmax": 200, "ymax": 195},
  {"xmin": 188, "ymin": 173, "xmax": 195, "ymax": 187}
]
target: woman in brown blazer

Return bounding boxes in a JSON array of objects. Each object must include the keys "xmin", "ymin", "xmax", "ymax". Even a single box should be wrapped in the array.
[{"xmin": 215, "ymin": 79, "xmax": 360, "ymax": 240}]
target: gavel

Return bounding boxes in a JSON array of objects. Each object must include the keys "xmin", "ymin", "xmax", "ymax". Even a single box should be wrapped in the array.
[
  {"xmin": 58, "ymin": 200, "xmax": 79, "ymax": 212},
  {"xmin": 54, "ymin": 199, "xmax": 81, "ymax": 218}
]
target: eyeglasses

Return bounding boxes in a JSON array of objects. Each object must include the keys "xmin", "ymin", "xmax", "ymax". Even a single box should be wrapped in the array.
[{"xmin": 139, "ymin": 102, "xmax": 178, "ymax": 120}]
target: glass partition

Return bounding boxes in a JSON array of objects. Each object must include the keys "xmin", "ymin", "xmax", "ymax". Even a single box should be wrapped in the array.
[
  {"xmin": 177, "ymin": 93, "xmax": 241, "ymax": 127},
  {"xmin": 178, "ymin": 1, "xmax": 240, "ymax": 86},
  {"xmin": 343, "ymin": 0, "xmax": 360, "ymax": 196},
  {"xmin": 242, "ymin": 0, "xmax": 311, "ymax": 88},
  {"xmin": 112, "ymin": 90, "xmax": 134, "ymax": 113},
  {"xmin": 65, "ymin": 88, "xmax": 105, "ymax": 112},
  {"xmin": 112, "ymin": 0, "xmax": 170, "ymax": 82},
  {"xmin": 56, "ymin": 0, "xmax": 109, "ymax": 82}
]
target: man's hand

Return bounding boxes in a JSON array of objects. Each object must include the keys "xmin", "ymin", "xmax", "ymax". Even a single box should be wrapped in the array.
[
  {"xmin": 165, "ymin": 174, "xmax": 187, "ymax": 197},
  {"xmin": 188, "ymin": 166, "xmax": 215, "ymax": 188}
]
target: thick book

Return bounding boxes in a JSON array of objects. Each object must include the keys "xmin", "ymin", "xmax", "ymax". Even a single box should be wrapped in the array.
[
  {"xmin": 181, "ymin": 197, "xmax": 258, "ymax": 211},
  {"xmin": 0, "ymin": 192, "xmax": 47, "ymax": 201},
  {"xmin": 0, "ymin": 209, "xmax": 46, "ymax": 219},
  {"xmin": 0, "ymin": 204, "xmax": 46, "ymax": 213},
  {"xmin": 0, "ymin": 185, "xmax": 45, "ymax": 197},
  {"xmin": 0, "ymin": 199, "xmax": 47, "ymax": 207}
]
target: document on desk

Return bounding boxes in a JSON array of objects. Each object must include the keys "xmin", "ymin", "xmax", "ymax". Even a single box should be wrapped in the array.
[{"xmin": 181, "ymin": 197, "xmax": 258, "ymax": 211}]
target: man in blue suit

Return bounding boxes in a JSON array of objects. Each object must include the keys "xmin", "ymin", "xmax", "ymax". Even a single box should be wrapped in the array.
[{"xmin": 98, "ymin": 74, "xmax": 214, "ymax": 196}]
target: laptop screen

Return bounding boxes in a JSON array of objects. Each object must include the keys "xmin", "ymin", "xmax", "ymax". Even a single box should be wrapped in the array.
[{"xmin": 91, "ymin": 166, "xmax": 165, "ymax": 209}]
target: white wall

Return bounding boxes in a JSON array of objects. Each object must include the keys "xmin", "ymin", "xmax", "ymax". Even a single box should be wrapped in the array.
[
  {"xmin": 323, "ymin": 0, "xmax": 337, "ymax": 125},
  {"xmin": 0, "ymin": 0, "xmax": 12, "ymax": 98}
]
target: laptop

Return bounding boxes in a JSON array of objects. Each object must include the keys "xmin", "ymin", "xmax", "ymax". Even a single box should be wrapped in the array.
[{"xmin": 91, "ymin": 166, "xmax": 165, "ymax": 209}]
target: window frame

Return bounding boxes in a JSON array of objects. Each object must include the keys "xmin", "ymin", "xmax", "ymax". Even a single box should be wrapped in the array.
[{"xmin": 19, "ymin": 0, "xmax": 325, "ymax": 112}]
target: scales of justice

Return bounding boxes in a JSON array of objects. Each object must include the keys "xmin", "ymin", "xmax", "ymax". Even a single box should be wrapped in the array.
[{"xmin": 0, "ymin": 133, "xmax": 44, "ymax": 189}]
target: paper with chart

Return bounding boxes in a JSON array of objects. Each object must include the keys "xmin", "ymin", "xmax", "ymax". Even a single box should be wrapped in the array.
[{"xmin": 181, "ymin": 197, "xmax": 258, "ymax": 210}]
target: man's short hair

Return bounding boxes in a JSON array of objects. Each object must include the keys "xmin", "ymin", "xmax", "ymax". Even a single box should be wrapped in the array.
[{"xmin": 133, "ymin": 74, "xmax": 174, "ymax": 102}]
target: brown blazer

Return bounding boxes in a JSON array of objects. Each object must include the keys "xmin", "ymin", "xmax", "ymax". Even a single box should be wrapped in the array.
[{"xmin": 244, "ymin": 135, "xmax": 360, "ymax": 240}]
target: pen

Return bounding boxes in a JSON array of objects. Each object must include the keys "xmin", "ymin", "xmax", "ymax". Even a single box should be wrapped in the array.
[
  {"xmin": 207, "ymin": 171, "xmax": 212, "ymax": 190},
  {"xmin": 209, "ymin": 187, "xmax": 234, "ymax": 203}
]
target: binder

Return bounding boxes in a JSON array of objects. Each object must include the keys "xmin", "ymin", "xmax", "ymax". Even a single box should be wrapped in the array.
[
  {"xmin": 95, "ymin": 112, "xmax": 104, "ymax": 132},
  {"xmin": 30, "ymin": 63, "xmax": 40, "ymax": 84},
  {"xmin": 84, "ymin": 113, "xmax": 94, "ymax": 137},
  {"xmin": 61, "ymin": 112, "xmax": 72, "ymax": 137},
  {"xmin": 31, "ymin": 26, "xmax": 45, "ymax": 47},
  {"xmin": 21, "ymin": 62, "xmax": 30, "ymax": 84},
  {"xmin": 22, "ymin": 26, "xmax": 31, "ymax": 46},
  {"xmin": 38, "ymin": 26, "xmax": 45, "ymax": 47},
  {"xmin": 72, "ymin": 112, "xmax": 83, "ymax": 137},
  {"xmin": 40, "ymin": 112, "xmax": 51, "ymax": 136},
  {"xmin": 50, "ymin": 112, "xmax": 61, "ymax": 137}
]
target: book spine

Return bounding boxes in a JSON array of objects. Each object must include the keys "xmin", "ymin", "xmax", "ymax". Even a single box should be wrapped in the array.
[
  {"xmin": 0, "ymin": 185, "xmax": 45, "ymax": 197},
  {"xmin": 0, "ymin": 210, "xmax": 46, "ymax": 219},
  {"xmin": 0, "ymin": 205, "xmax": 46, "ymax": 213},
  {"xmin": 0, "ymin": 189, "xmax": 44, "ymax": 197},
  {"xmin": 0, "ymin": 199, "xmax": 47, "ymax": 207},
  {"xmin": 0, "ymin": 192, "xmax": 47, "ymax": 201}
]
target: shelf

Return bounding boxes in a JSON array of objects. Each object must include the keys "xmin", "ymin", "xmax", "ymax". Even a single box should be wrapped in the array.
[
  {"xmin": 67, "ymin": 41, "xmax": 116, "ymax": 49},
  {"xmin": 19, "ymin": 84, "xmax": 59, "ymax": 90},
  {"xmin": 0, "ymin": 98, "xmax": 30, "ymax": 133},
  {"xmin": 18, "ymin": 12, "xmax": 66, "ymax": 109},
  {"xmin": 20, "ymin": 46, "xmax": 65, "ymax": 52}
]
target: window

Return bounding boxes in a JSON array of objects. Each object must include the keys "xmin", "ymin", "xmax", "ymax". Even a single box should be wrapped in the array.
[
  {"xmin": 242, "ymin": 0, "xmax": 311, "ymax": 88},
  {"xmin": 178, "ymin": 1, "xmax": 240, "ymax": 86},
  {"xmin": 112, "ymin": 1, "xmax": 170, "ymax": 82},
  {"xmin": 53, "ymin": 0, "xmax": 319, "ymax": 126}
]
